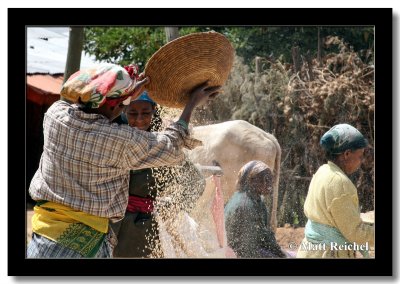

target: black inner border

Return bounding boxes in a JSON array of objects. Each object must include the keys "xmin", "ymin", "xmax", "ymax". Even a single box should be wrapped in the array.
[{"xmin": 9, "ymin": 7, "xmax": 393, "ymax": 277}]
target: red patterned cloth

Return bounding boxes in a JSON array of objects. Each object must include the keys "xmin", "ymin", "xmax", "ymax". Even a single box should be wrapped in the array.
[
  {"xmin": 61, "ymin": 63, "xmax": 137, "ymax": 108},
  {"xmin": 126, "ymin": 195, "xmax": 154, "ymax": 213}
]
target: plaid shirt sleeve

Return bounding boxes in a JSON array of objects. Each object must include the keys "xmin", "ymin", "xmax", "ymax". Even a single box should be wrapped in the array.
[{"xmin": 122, "ymin": 122, "xmax": 202, "ymax": 170}]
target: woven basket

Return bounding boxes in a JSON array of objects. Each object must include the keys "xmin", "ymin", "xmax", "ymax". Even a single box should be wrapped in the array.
[{"xmin": 144, "ymin": 31, "xmax": 235, "ymax": 108}]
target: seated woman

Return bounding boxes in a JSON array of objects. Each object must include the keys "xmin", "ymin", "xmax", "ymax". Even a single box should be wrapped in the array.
[{"xmin": 224, "ymin": 160, "xmax": 286, "ymax": 258}]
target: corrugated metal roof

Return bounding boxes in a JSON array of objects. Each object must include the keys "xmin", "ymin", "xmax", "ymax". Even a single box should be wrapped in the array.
[
  {"xmin": 27, "ymin": 27, "xmax": 99, "ymax": 74},
  {"xmin": 27, "ymin": 74, "xmax": 64, "ymax": 95},
  {"xmin": 27, "ymin": 27, "xmax": 67, "ymax": 39}
]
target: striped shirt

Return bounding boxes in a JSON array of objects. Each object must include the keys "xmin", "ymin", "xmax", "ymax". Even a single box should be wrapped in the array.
[{"xmin": 29, "ymin": 100, "xmax": 201, "ymax": 221}]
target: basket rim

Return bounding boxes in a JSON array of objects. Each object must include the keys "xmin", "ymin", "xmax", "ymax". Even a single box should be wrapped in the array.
[{"xmin": 143, "ymin": 31, "xmax": 235, "ymax": 108}]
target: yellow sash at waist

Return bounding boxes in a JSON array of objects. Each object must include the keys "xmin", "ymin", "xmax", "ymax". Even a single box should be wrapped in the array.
[{"xmin": 31, "ymin": 201, "xmax": 109, "ymax": 257}]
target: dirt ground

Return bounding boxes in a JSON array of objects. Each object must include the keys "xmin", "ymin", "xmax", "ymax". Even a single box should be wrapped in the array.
[
  {"xmin": 276, "ymin": 224, "xmax": 305, "ymax": 254},
  {"xmin": 27, "ymin": 209, "xmax": 34, "ymax": 243}
]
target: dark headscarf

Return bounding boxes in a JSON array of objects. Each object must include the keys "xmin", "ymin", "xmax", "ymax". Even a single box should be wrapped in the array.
[
  {"xmin": 236, "ymin": 160, "xmax": 272, "ymax": 194},
  {"xmin": 320, "ymin": 123, "xmax": 368, "ymax": 154}
]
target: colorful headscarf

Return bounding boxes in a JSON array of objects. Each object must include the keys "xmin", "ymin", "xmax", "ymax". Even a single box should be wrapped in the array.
[
  {"xmin": 320, "ymin": 123, "xmax": 368, "ymax": 154},
  {"xmin": 236, "ymin": 160, "xmax": 272, "ymax": 193},
  {"xmin": 60, "ymin": 63, "xmax": 139, "ymax": 108}
]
